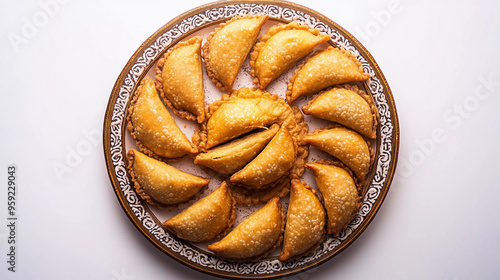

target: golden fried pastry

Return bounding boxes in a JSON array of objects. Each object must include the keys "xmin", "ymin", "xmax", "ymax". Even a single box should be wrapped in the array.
[
  {"xmin": 127, "ymin": 77, "xmax": 198, "ymax": 159},
  {"xmin": 155, "ymin": 36, "xmax": 205, "ymax": 123},
  {"xmin": 194, "ymin": 88, "xmax": 309, "ymax": 204},
  {"xmin": 304, "ymin": 126, "xmax": 372, "ymax": 182},
  {"xmin": 250, "ymin": 21, "xmax": 330, "ymax": 89},
  {"xmin": 194, "ymin": 124, "xmax": 279, "ymax": 174},
  {"xmin": 127, "ymin": 149, "xmax": 209, "ymax": 208},
  {"xmin": 230, "ymin": 125, "xmax": 295, "ymax": 188},
  {"xmin": 286, "ymin": 46, "xmax": 370, "ymax": 103},
  {"xmin": 163, "ymin": 181, "xmax": 236, "ymax": 242},
  {"xmin": 306, "ymin": 162, "xmax": 360, "ymax": 236},
  {"xmin": 202, "ymin": 88, "xmax": 287, "ymax": 150},
  {"xmin": 208, "ymin": 197, "xmax": 284, "ymax": 262},
  {"xmin": 279, "ymin": 180, "xmax": 326, "ymax": 261},
  {"xmin": 302, "ymin": 85, "xmax": 378, "ymax": 139},
  {"xmin": 203, "ymin": 15, "xmax": 268, "ymax": 92}
]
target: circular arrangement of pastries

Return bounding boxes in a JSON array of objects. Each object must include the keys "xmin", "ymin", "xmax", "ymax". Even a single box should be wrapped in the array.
[{"xmin": 125, "ymin": 15, "xmax": 378, "ymax": 263}]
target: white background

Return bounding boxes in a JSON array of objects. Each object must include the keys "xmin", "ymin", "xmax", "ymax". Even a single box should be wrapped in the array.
[{"xmin": 1, "ymin": 0, "xmax": 500, "ymax": 279}]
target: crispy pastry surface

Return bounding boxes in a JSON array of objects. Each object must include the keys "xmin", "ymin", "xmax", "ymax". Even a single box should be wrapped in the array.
[
  {"xmin": 163, "ymin": 181, "xmax": 236, "ymax": 242},
  {"xmin": 194, "ymin": 88, "xmax": 309, "ymax": 204},
  {"xmin": 155, "ymin": 36, "xmax": 205, "ymax": 123},
  {"xmin": 203, "ymin": 15, "xmax": 268, "ymax": 92},
  {"xmin": 126, "ymin": 149, "xmax": 209, "ymax": 208},
  {"xmin": 207, "ymin": 197, "xmax": 284, "ymax": 262},
  {"xmin": 127, "ymin": 77, "xmax": 198, "ymax": 159},
  {"xmin": 303, "ymin": 85, "xmax": 378, "ymax": 139},
  {"xmin": 286, "ymin": 46, "xmax": 370, "ymax": 103},
  {"xmin": 279, "ymin": 179, "xmax": 326, "ymax": 261},
  {"xmin": 250, "ymin": 21, "xmax": 330, "ymax": 89},
  {"xmin": 230, "ymin": 125, "xmax": 295, "ymax": 189},
  {"xmin": 194, "ymin": 124, "xmax": 279, "ymax": 174},
  {"xmin": 304, "ymin": 125, "xmax": 372, "ymax": 182},
  {"xmin": 306, "ymin": 162, "xmax": 360, "ymax": 236}
]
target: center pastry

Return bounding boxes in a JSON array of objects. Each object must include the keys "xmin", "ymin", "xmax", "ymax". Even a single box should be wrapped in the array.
[{"xmin": 193, "ymin": 88, "xmax": 309, "ymax": 205}]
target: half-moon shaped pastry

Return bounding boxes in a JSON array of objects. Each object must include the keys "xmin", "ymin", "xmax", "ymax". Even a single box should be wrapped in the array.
[
  {"xmin": 302, "ymin": 85, "xmax": 378, "ymax": 139},
  {"xmin": 126, "ymin": 149, "xmax": 209, "ymax": 208},
  {"xmin": 193, "ymin": 88, "xmax": 309, "ymax": 205},
  {"xmin": 198, "ymin": 88, "xmax": 288, "ymax": 150},
  {"xmin": 286, "ymin": 46, "xmax": 370, "ymax": 103},
  {"xmin": 250, "ymin": 21, "xmax": 330, "ymax": 89},
  {"xmin": 230, "ymin": 125, "xmax": 295, "ymax": 189},
  {"xmin": 194, "ymin": 124, "xmax": 279, "ymax": 174},
  {"xmin": 155, "ymin": 36, "xmax": 205, "ymax": 123},
  {"xmin": 207, "ymin": 197, "xmax": 284, "ymax": 262},
  {"xmin": 127, "ymin": 77, "xmax": 198, "ymax": 159},
  {"xmin": 306, "ymin": 162, "xmax": 360, "ymax": 236},
  {"xmin": 304, "ymin": 126, "xmax": 373, "ymax": 182},
  {"xmin": 163, "ymin": 181, "xmax": 236, "ymax": 242},
  {"xmin": 203, "ymin": 15, "xmax": 269, "ymax": 92},
  {"xmin": 279, "ymin": 180, "xmax": 326, "ymax": 261}
]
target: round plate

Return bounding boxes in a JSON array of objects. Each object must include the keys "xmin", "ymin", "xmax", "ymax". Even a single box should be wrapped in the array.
[{"xmin": 103, "ymin": 0, "xmax": 399, "ymax": 278}]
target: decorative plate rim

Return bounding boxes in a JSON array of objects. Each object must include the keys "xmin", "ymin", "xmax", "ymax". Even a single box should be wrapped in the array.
[{"xmin": 103, "ymin": 0, "xmax": 400, "ymax": 279}]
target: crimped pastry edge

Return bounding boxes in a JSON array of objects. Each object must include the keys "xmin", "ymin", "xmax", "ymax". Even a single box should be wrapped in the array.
[
  {"xmin": 249, "ymin": 21, "xmax": 329, "ymax": 89},
  {"xmin": 202, "ymin": 14, "xmax": 268, "ymax": 93},
  {"xmin": 305, "ymin": 159, "xmax": 361, "ymax": 236},
  {"xmin": 126, "ymin": 149, "xmax": 208, "ymax": 209},
  {"xmin": 208, "ymin": 196, "xmax": 285, "ymax": 263},
  {"xmin": 163, "ymin": 181, "xmax": 237, "ymax": 242},
  {"xmin": 302, "ymin": 84, "xmax": 379, "ymax": 139},
  {"xmin": 279, "ymin": 179, "xmax": 326, "ymax": 262},
  {"xmin": 126, "ymin": 77, "xmax": 195, "ymax": 162},
  {"xmin": 154, "ymin": 36, "xmax": 205, "ymax": 123},
  {"xmin": 286, "ymin": 46, "xmax": 371, "ymax": 103},
  {"xmin": 307, "ymin": 124, "xmax": 375, "ymax": 183}
]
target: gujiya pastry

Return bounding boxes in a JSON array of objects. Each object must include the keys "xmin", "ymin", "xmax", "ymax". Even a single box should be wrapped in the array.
[{"xmin": 126, "ymin": 14, "xmax": 377, "ymax": 262}]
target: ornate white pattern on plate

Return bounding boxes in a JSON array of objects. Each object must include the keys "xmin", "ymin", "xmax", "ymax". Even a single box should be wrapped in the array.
[{"xmin": 108, "ymin": 3, "xmax": 394, "ymax": 275}]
